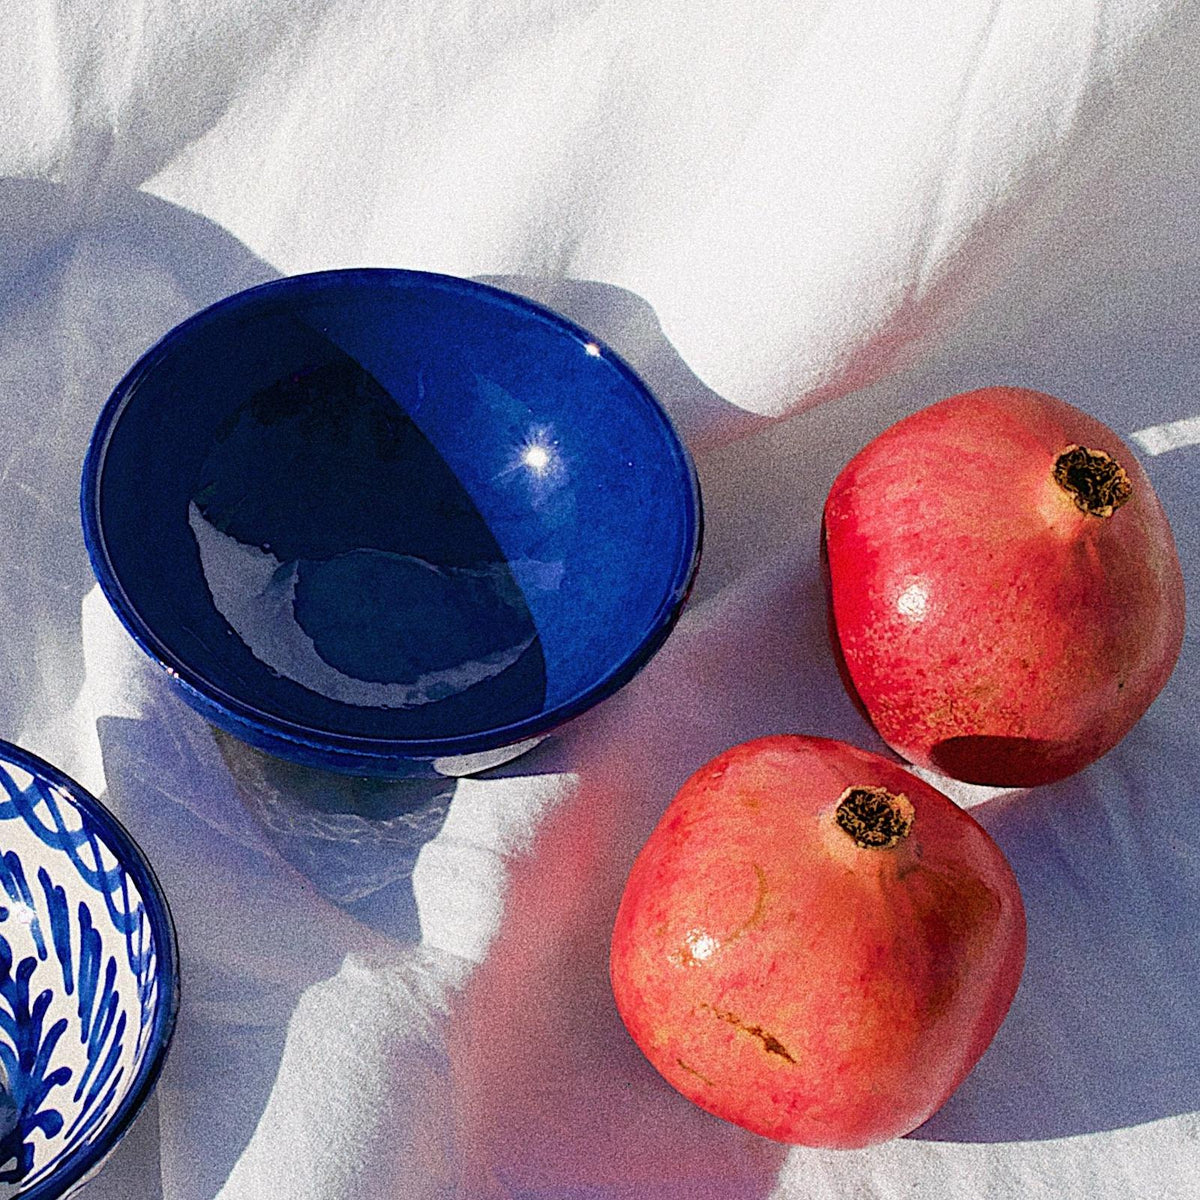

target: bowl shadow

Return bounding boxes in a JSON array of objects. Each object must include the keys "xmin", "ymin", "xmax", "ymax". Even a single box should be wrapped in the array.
[{"xmin": 211, "ymin": 730, "xmax": 455, "ymax": 941}]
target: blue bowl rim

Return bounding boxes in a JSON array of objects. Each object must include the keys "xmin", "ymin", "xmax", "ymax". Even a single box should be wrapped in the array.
[
  {"xmin": 80, "ymin": 267, "xmax": 704, "ymax": 763},
  {"xmin": 0, "ymin": 737, "xmax": 180, "ymax": 1200}
]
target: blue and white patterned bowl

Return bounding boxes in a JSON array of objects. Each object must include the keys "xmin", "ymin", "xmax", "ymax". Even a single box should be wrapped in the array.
[
  {"xmin": 81, "ymin": 269, "xmax": 702, "ymax": 777},
  {"xmin": 0, "ymin": 741, "xmax": 177, "ymax": 1198}
]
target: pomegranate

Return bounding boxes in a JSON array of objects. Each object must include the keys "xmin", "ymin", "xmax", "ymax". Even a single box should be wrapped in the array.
[
  {"xmin": 609, "ymin": 736, "xmax": 1026, "ymax": 1148},
  {"xmin": 822, "ymin": 387, "xmax": 1185, "ymax": 786}
]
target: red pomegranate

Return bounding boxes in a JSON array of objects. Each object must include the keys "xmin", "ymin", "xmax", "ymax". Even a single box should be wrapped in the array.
[
  {"xmin": 610, "ymin": 735, "xmax": 1026, "ymax": 1148},
  {"xmin": 822, "ymin": 387, "xmax": 1185, "ymax": 786}
]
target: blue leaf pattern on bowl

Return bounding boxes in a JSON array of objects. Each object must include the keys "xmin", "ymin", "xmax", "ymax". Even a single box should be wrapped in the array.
[{"xmin": 0, "ymin": 761, "xmax": 165, "ymax": 1193}]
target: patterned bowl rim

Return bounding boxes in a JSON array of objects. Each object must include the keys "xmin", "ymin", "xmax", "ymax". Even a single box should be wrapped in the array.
[
  {"xmin": 80, "ymin": 267, "xmax": 704, "ymax": 765},
  {"xmin": 0, "ymin": 739, "xmax": 180, "ymax": 1200}
]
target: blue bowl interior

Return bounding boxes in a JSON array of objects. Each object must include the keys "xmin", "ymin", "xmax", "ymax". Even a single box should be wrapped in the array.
[
  {"xmin": 85, "ymin": 271, "xmax": 699, "ymax": 753},
  {"xmin": 0, "ymin": 743, "xmax": 176, "ymax": 1198}
]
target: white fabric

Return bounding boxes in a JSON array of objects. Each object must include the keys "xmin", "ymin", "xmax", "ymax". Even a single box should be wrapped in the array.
[{"xmin": 1, "ymin": 2, "xmax": 1198, "ymax": 1196}]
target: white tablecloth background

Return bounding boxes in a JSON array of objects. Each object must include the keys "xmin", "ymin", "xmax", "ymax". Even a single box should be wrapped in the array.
[{"xmin": 1, "ymin": 2, "xmax": 1198, "ymax": 1196}]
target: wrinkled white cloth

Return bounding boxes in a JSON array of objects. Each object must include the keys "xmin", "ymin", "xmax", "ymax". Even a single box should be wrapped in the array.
[{"xmin": 1, "ymin": 2, "xmax": 1199, "ymax": 1197}]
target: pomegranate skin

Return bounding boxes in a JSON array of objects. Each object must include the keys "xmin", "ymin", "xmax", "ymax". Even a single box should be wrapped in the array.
[
  {"xmin": 823, "ymin": 387, "xmax": 1185, "ymax": 786},
  {"xmin": 609, "ymin": 736, "xmax": 1026, "ymax": 1148}
]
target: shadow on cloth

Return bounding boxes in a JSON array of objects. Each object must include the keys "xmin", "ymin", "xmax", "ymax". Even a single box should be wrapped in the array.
[
  {"xmin": 0, "ymin": 180, "xmax": 272, "ymax": 768},
  {"xmin": 912, "ymin": 643, "xmax": 1200, "ymax": 1143},
  {"xmin": 212, "ymin": 732, "xmax": 455, "ymax": 938},
  {"xmin": 473, "ymin": 274, "xmax": 771, "ymax": 451},
  {"xmin": 444, "ymin": 535, "xmax": 876, "ymax": 1198}
]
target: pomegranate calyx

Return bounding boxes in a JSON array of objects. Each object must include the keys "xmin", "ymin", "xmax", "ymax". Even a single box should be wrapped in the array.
[
  {"xmin": 1053, "ymin": 445, "xmax": 1132, "ymax": 518},
  {"xmin": 835, "ymin": 786, "xmax": 914, "ymax": 849}
]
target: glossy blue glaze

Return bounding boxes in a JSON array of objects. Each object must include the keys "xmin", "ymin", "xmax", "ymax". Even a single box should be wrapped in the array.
[
  {"xmin": 0, "ymin": 740, "xmax": 178, "ymax": 1198},
  {"xmin": 81, "ymin": 270, "xmax": 702, "ymax": 777}
]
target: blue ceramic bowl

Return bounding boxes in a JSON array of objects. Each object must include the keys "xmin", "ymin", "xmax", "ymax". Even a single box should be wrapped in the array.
[
  {"xmin": 0, "ymin": 740, "xmax": 177, "ymax": 1198},
  {"xmin": 81, "ymin": 270, "xmax": 702, "ymax": 777}
]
